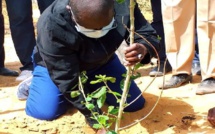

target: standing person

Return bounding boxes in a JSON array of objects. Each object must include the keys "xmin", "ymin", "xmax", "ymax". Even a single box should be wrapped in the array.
[
  {"xmin": 0, "ymin": 0, "xmax": 18, "ymax": 76},
  {"xmin": 5, "ymin": 0, "xmax": 54, "ymax": 81},
  {"xmin": 18, "ymin": 0, "xmax": 160, "ymax": 132},
  {"xmin": 161, "ymin": 0, "xmax": 215, "ymax": 94},
  {"xmin": 149, "ymin": 0, "xmax": 172, "ymax": 77},
  {"xmin": 149, "ymin": 0, "xmax": 201, "ymax": 77}
]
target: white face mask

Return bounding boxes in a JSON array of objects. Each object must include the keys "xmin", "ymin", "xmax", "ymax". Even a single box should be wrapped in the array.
[
  {"xmin": 75, "ymin": 18, "xmax": 116, "ymax": 38},
  {"xmin": 69, "ymin": 7, "xmax": 117, "ymax": 38}
]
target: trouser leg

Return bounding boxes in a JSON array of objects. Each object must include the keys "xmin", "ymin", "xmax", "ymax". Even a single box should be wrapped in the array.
[
  {"xmin": 0, "ymin": 0, "xmax": 5, "ymax": 68},
  {"xmin": 6, "ymin": 0, "xmax": 34, "ymax": 71},
  {"xmin": 161, "ymin": 0, "xmax": 195, "ymax": 75},
  {"xmin": 150, "ymin": 0, "xmax": 167, "ymax": 62},
  {"xmin": 26, "ymin": 65, "xmax": 70, "ymax": 120},
  {"xmin": 37, "ymin": 0, "xmax": 55, "ymax": 14},
  {"xmin": 196, "ymin": 0, "xmax": 215, "ymax": 80}
]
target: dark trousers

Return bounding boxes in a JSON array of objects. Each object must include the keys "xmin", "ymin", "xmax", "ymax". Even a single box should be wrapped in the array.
[
  {"xmin": 150, "ymin": 0, "xmax": 199, "ymax": 63},
  {"xmin": 150, "ymin": 0, "xmax": 166, "ymax": 62},
  {"xmin": 0, "ymin": 0, "xmax": 4, "ymax": 68},
  {"xmin": 2, "ymin": 0, "xmax": 54, "ymax": 71},
  {"xmin": 37, "ymin": 0, "xmax": 55, "ymax": 14}
]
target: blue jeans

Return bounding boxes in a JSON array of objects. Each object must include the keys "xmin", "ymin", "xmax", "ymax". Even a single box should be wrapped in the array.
[
  {"xmin": 26, "ymin": 55, "xmax": 145, "ymax": 120},
  {"xmin": 5, "ymin": 0, "xmax": 54, "ymax": 71}
]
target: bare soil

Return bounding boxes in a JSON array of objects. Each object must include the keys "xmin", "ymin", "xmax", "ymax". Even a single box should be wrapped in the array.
[{"xmin": 1, "ymin": 1, "xmax": 215, "ymax": 134}]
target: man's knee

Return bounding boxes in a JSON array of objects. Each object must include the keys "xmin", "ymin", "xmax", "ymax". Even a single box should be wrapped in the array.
[
  {"xmin": 124, "ymin": 97, "xmax": 145, "ymax": 112},
  {"xmin": 25, "ymin": 103, "xmax": 67, "ymax": 121},
  {"xmin": 25, "ymin": 95, "xmax": 68, "ymax": 121}
]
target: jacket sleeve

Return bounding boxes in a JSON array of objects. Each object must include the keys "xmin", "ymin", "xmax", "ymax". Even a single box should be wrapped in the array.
[
  {"xmin": 131, "ymin": 3, "xmax": 160, "ymax": 64},
  {"xmin": 36, "ymin": 13, "xmax": 101, "ymax": 126}
]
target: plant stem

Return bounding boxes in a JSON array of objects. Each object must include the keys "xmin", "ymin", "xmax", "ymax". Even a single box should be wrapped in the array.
[
  {"xmin": 115, "ymin": 0, "xmax": 136, "ymax": 133},
  {"xmin": 78, "ymin": 76, "xmax": 107, "ymax": 131}
]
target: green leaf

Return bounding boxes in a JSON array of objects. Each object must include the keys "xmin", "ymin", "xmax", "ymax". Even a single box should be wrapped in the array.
[
  {"xmin": 120, "ymin": 80, "xmax": 131, "ymax": 91},
  {"xmin": 86, "ymin": 103, "xmax": 95, "ymax": 110},
  {"xmin": 116, "ymin": 0, "xmax": 125, "ymax": 4},
  {"xmin": 90, "ymin": 79, "xmax": 103, "ymax": 84},
  {"xmin": 107, "ymin": 130, "xmax": 117, "ymax": 134},
  {"xmin": 121, "ymin": 73, "xmax": 126, "ymax": 78},
  {"xmin": 95, "ymin": 74, "xmax": 106, "ymax": 79},
  {"xmin": 92, "ymin": 123, "xmax": 103, "ymax": 129},
  {"xmin": 108, "ymin": 106, "xmax": 114, "ymax": 113},
  {"xmin": 105, "ymin": 122, "xmax": 113, "ymax": 128},
  {"xmin": 98, "ymin": 115, "xmax": 109, "ymax": 125},
  {"xmin": 120, "ymin": 78, "xmax": 125, "ymax": 90},
  {"xmin": 157, "ymin": 35, "xmax": 162, "ymax": 41},
  {"xmin": 131, "ymin": 72, "xmax": 141, "ymax": 80},
  {"xmin": 70, "ymin": 90, "xmax": 81, "ymax": 98},
  {"xmin": 108, "ymin": 106, "xmax": 119, "ymax": 115},
  {"xmin": 105, "ymin": 77, "xmax": 116, "ymax": 83},
  {"xmin": 80, "ymin": 71, "xmax": 88, "ymax": 84},
  {"xmin": 97, "ymin": 94, "xmax": 106, "ymax": 108},
  {"xmin": 81, "ymin": 77, "xmax": 88, "ymax": 84},
  {"xmin": 117, "ymin": 99, "xmax": 121, "ymax": 103},
  {"xmin": 111, "ymin": 91, "xmax": 122, "ymax": 97},
  {"xmin": 91, "ymin": 86, "xmax": 107, "ymax": 98},
  {"xmin": 86, "ymin": 96, "xmax": 92, "ymax": 101},
  {"xmin": 133, "ymin": 63, "xmax": 143, "ymax": 70}
]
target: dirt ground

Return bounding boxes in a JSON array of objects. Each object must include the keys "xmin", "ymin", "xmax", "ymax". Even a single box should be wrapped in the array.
[{"xmin": 1, "ymin": 1, "xmax": 215, "ymax": 134}]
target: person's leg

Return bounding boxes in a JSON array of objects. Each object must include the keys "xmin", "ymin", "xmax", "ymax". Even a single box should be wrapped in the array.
[
  {"xmin": 37, "ymin": 0, "xmax": 55, "ymax": 14},
  {"xmin": 192, "ymin": 29, "xmax": 201, "ymax": 75},
  {"xmin": 149, "ymin": 0, "xmax": 172, "ymax": 77},
  {"xmin": 160, "ymin": 0, "xmax": 195, "ymax": 89},
  {"xmin": 192, "ymin": 7, "xmax": 201, "ymax": 75},
  {"xmin": 5, "ymin": 0, "xmax": 35, "ymax": 72},
  {"xmin": 86, "ymin": 55, "xmax": 145, "ymax": 112},
  {"xmin": 0, "ymin": 1, "xmax": 18, "ymax": 76},
  {"xmin": 193, "ymin": 39, "xmax": 199, "ymax": 64},
  {"xmin": 0, "ymin": 1, "xmax": 4, "ymax": 68},
  {"xmin": 25, "ymin": 65, "xmax": 70, "ymax": 120},
  {"xmin": 195, "ymin": 0, "xmax": 215, "ymax": 95}
]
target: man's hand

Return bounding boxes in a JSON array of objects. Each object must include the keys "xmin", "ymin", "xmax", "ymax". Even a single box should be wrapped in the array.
[
  {"xmin": 208, "ymin": 107, "xmax": 215, "ymax": 126},
  {"xmin": 124, "ymin": 43, "xmax": 147, "ymax": 66},
  {"xmin": 96, "ymin": 128, "xmax": 106, "ymax": 134}
]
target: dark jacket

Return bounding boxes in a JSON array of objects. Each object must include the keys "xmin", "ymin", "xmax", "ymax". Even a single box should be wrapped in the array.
[{"xmin": 34, "ymin": 0, "xmax": 160, "ymax": 124}]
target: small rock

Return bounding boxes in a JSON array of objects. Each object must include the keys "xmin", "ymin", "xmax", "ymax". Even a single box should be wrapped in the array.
[{"xmin": 1, "ymin": 124, "xmax": 9, "ymax": 129}]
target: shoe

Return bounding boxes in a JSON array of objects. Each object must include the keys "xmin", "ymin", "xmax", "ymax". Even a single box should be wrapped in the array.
[
  {"xmin": 192, "ymin": 62, "xmax": 201, "ymax": 75},
  {"xmin": 17, "ymin": 75, "xmax": 32, "ymax": 100},
  {"xmin": 149, "ymin": 62, "xmax": 172, "ymax": 77},
  {"xmin": 196, "ymin": 78, "xmax": 215, "ymax": 95},
  {"xmin": 16, "ymin": 70, "xmax": 33, "ymax": 81},
  {"xmin": 159, "ymin": 74, "xmax": 192, "ymax": 89},
  {"xmin": 0, "ymin": 67, "xmax": 19, "ymax": 76}
]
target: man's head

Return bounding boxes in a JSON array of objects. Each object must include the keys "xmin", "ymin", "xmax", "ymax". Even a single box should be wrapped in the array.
[{"xmin": 69, "ymin": 0, "xmax": 114, "ymax": 30}]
